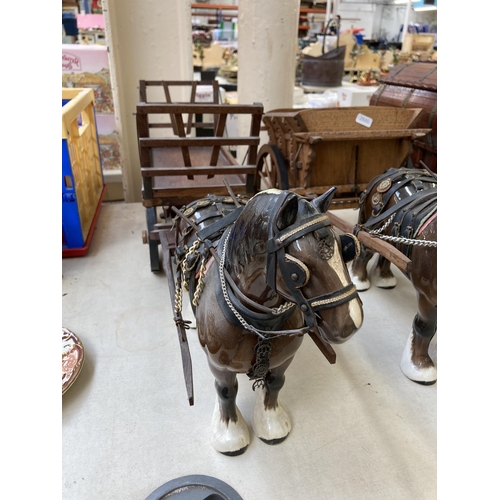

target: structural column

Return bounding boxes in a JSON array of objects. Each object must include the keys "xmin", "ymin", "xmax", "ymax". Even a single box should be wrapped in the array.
[
  {"xmin": 237, "ymin": 0, "xmax": 301, "ymax": 113},
  {"xmin": 103, "ymin": 0, "xmax": 193, "ymax": 202}
]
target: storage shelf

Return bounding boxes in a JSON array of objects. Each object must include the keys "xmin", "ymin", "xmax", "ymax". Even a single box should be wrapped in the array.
[{"xmin": 191, "ymin": 4, "xmax": 326, "ymax": 36}]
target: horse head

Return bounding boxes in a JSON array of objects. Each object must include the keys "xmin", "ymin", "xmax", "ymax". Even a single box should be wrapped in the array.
[{"xmin": 227, "ymin": 188, "xmax": 364, "ymax": 344}]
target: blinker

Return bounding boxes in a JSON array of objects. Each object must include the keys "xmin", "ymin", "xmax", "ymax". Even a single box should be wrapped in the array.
[
  {"xmin": 340, "ymin": 233, "xmax": 360, "ymax": 263},
  {"xmin": 283, "ymin": 254, "xmax": 310, "ymax": 288}
]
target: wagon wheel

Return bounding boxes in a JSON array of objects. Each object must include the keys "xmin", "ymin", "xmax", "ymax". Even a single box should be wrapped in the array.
[{"xmin": 255, "ymin": 144, "xmax": 289, "ymax": 192}]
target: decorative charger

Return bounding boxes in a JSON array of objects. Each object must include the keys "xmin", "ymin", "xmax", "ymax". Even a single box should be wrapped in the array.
[{"xmin": 62, "ymin": 327, "xmax": 85, "ymax": 395}]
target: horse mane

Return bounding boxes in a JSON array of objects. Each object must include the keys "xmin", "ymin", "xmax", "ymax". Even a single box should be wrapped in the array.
[{"xmin": 227, "ymin": 190, "xmax": 283, "ymax": 269}]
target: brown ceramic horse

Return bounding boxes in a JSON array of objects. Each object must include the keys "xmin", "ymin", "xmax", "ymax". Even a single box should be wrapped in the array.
[
  {"xmin": 350, "ymin": 166, "xmax": 437, "ymax": 384},
  {"xmin": 174, "ymin": 188, "xmax": 364, "ymax": 455}
]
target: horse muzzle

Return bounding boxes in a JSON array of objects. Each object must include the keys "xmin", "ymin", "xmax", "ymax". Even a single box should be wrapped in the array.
[{"xmin": 314, "ymin": 289, "xmax": 364, "ymax": 344}]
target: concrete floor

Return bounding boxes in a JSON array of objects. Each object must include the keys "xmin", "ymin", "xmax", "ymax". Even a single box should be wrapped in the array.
[{"xmin": 62, "ymin": 201, "xmax": 437, "ymax": 500}]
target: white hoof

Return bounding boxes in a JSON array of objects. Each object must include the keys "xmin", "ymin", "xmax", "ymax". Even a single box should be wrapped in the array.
[
  {"xmin": 210, "ymin": 399, "xmax": 250, "ymax": 455},
  {"xmin": 400, "ymin": 332, "xmax": 437, "ymax": 384},
  {"xmin": 252, "ymin": 386, "xmax": 291, "ymax": 444},
  {"xmin": 370, "ymin": 266, "xmax": 397, "ymax": 289},
  {"xmin": 351, "ymin": 274, "xmax": 371, "ymax": 291}
]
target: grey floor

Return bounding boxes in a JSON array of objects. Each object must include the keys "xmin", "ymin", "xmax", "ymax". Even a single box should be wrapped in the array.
[{"xmin": 62, "ymin": 201, "xmax": 437, "ymax": 500}]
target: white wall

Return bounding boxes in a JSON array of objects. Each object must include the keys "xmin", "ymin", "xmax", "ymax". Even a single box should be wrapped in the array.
[{"xmin": 337, "ymin": 2, "xmax": 377, "ymax": 39}]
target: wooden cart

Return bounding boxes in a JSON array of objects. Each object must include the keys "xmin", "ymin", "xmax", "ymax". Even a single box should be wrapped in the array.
[
  {"xmin": 136, "ymin": 99, "xmax": 263, "ymax": 272},
  {"xmin": 256, "ymin": 106, "xmax": 431, "ymax": 209}
]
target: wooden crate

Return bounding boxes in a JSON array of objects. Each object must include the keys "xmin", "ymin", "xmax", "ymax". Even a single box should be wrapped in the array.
[{"xmin": 62, "ymin": 88, "xmax": 105, "ymax": 257}]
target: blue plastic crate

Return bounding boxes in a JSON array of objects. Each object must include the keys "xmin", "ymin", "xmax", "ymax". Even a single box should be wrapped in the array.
[{"xmin": 62, "ymin": 88, "xmax": 105, "ymax": 256}]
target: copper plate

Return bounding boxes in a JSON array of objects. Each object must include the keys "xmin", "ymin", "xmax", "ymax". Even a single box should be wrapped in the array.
[{"xmin": 62, "ymin": 327, "xmax": 85, "ymax": 395}]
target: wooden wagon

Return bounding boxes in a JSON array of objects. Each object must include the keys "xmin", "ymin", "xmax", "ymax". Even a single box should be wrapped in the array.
[
  {"xmin": 256, "ymin": 106, "xmax": 431, "ymax": 209},
  {"xmin": 135, "ymin": 84, "xmax": 263, "ymax": 272}
]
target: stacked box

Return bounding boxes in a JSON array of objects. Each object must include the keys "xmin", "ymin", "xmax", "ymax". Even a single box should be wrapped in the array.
[{"xmin": 62, "ymin": 88, "xmax": 105, "ymax": 256}]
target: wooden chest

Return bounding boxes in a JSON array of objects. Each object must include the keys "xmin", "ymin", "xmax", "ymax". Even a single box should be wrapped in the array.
[{"xmin": 370, "ymin": 62, "xmax": 437, "ymax": 172}]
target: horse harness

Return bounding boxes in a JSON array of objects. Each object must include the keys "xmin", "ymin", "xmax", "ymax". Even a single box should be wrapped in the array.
[
  {"xmin": 354, "ymin": 167, "xmax": 437, "ymax": 262},
  {"xmin": 174, "ymin": 190, "xmax": 360, "ymax": 388}
]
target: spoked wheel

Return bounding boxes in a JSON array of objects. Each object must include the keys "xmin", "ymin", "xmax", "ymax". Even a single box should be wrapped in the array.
[{"xmin": 255, "ymin": 144, "xmax": 289, "ymax": 192}]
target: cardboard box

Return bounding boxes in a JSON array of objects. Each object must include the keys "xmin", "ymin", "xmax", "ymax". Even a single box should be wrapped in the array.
[{"xmin": 338, "ymin": 85, "xmax": 379, "ymax": 107}]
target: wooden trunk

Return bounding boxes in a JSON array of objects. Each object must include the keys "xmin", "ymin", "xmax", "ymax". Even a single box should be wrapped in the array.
[{"xmin": 370, "ymin": 62, "xmax": 437, "ymax": 172}]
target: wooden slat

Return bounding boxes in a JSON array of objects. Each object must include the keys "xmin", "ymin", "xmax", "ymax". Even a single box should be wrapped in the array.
[
  {"xmin": 185, "ymin": 81, "xmax": 197, "ymax": 134},
  {"xmin": 213, "ymin": 80, "xmax": 220, "ymax": 103},
  {"xmin": 153, "ymin": 184, "xmax": 247, "ymax": 200},
  {"xmin": 294, "ymin": 129, "xmax": 432, "ymax": 144},
  {"xmin": 140, "ymin": 137, "xmax": 260, "ymax": 147},
  {"xmin": 136, "ymin": 103, "xmax": 264, "ymax": 115},
  {"xmin": 139, "ymin": 80, "xmax": 147, "ymax": 102},
  {"xmin": 171, "ymin": 112, "xmax": 192, "ymax": 172},
  {"xmin": 136, "ymin": 113, "xmax": 151, "ymax": 175},
  {"xmin": 147, "ymin": 122, "xmax": 215, "ymax": 129},
  {"xmin": 162, "ymin": 81, "xmax": 173, "ymax": 103},
  {"xmin": 141, "ymin": 79, "xmax": 218, "ymax": 87},
  {"xmin": 161, "ymin": 81, "xmax": 179, "ymax": 136},
  {"xmin": 141, "ymin": 165, "xmax": 257, "ymax": 177},
  {"xmin": 209, "ymin": 113, "xmax": 228, "ymax": 168}
]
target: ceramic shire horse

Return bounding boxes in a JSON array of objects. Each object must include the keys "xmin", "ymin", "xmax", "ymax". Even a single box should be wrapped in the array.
[
  {"xmin": 173, "ymin": 188, "xmax": 364, "ymax": 455},
  {"xmin": 350, "ymin": 166, "xmax": 437, "ymax": 384}
]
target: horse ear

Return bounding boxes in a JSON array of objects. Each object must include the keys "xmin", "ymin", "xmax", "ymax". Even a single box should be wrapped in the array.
[
  {"xmin": 277, "ymin": 194, "xmax": 298, "ymax": 230},
  {"xmin": 312, "ymin": 187, "xmax": 337, "ymax": 212}
]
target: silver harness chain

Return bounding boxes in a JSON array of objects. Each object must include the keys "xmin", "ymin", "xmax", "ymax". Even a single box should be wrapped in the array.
[
  {"xmin": 219, "ymin": 229, "xmax": 295, "ymax": 339},
  {"xmin": 367, "ymin": 213, "xmax": 437, "ymax": 248}
]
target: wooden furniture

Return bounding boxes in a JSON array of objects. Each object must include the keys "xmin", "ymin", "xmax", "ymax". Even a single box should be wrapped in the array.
[
  {"xmin": 136, "ymin": 101, "xmax": 263, "ymax": 271},
  {"xmin": 370, "ymin": 62, "xmax": 437, "ymax": 172},
  {"xmin": 256, "ymin": 106, "xmax": 431, "ymax": 209}
]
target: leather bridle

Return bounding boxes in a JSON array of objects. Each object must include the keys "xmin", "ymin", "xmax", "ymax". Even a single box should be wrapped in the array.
[
  {"xmin": 264, "ymin": 191, "xmax": 359, "ymax": 333},
  {"xmin": 218, "ymin": 191, "xmax": 359, "ymax": 340}
]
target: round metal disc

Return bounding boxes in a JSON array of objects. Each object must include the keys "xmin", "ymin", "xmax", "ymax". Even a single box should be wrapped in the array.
[{"xmin": 377, "ymin": 178, "xmax": 392, "ymax": 193}]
